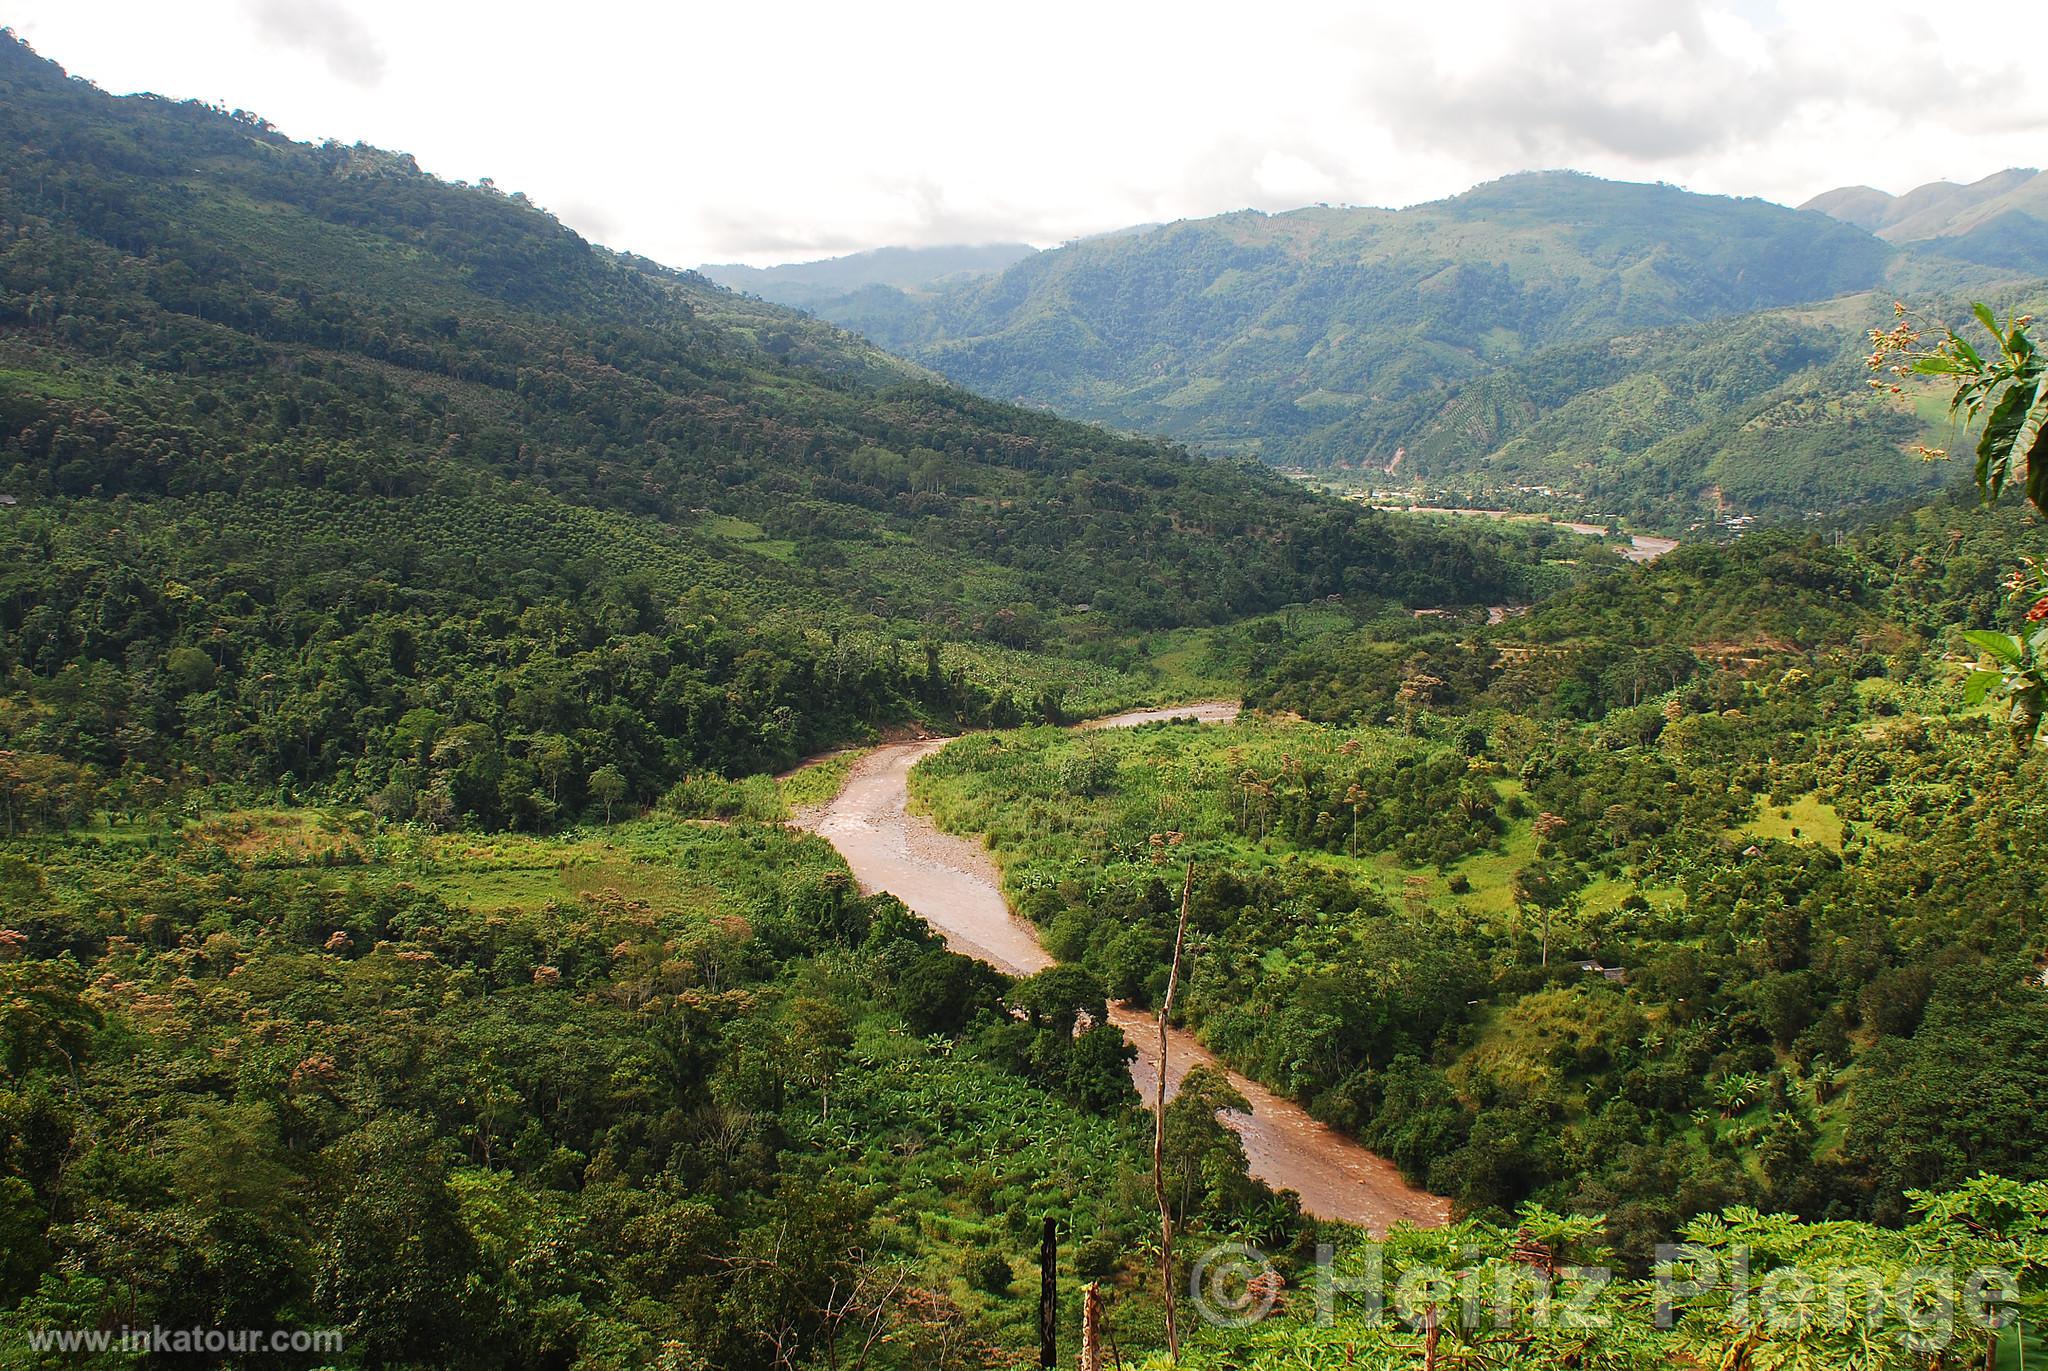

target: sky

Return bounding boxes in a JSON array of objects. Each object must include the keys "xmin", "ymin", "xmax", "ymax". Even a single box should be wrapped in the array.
[{"xmin": 9, "ymin": 0, "xmax": 2048, "ymax": 268}]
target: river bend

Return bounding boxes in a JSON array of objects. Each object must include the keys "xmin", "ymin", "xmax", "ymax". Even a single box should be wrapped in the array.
[{"xmin": 794, "ymin": 703, "xmax": 1449, "ymax": 1233}]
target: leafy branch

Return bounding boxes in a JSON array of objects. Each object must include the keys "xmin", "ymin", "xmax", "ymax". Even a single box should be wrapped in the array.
[{"xmin": 1872, "ymin": 302, "xmax": 2048, "ymax": 741}]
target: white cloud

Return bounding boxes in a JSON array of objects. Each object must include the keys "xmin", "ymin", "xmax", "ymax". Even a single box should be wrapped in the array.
[
  {"xmin": 244, "ymin": 0, "xmax": 385, "ymax": 88},
  {"xmin": 9, "ymin": 0, "xmax": 2047, "ymax": 266}
]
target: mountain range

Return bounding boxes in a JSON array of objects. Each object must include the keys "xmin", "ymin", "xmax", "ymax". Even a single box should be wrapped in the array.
[
  {"xmin": 729, "ymin": 172, "xmax": 2048, "ymax": 528},
  {"xmin": 1803, "ymin": 168, "xmax": 2048, "ymax": 270}
]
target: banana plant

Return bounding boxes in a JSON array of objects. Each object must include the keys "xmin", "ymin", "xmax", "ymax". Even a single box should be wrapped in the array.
[{"xmin": 1707, "ymin": 1071, "xmax": 1767, "ymax": 1119}]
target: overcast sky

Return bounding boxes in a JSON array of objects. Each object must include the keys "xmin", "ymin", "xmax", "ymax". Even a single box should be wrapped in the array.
[{"xmin": 10, "ymin": 0, "xmax": 2047, "ymax": 268}]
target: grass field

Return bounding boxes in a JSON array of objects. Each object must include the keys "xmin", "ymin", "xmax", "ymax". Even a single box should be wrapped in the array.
[{"xmin": 1737, "ymin": 791, "xmax": 1847, "ymax": 850}]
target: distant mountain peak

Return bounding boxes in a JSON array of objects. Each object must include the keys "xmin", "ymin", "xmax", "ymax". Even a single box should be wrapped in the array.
[
  {"xmin": 698, "ymin": 243, "xmax": 1038, "ymax": 308},
  {"xmin": 1801, "ymin": 168, "xmax": 2047, "ymax": 245}
]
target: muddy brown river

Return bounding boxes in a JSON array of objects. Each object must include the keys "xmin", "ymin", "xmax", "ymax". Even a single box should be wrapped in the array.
[{"xmin": 795, "ymin": 703, "xmax": 1449, "ymax": 1233}]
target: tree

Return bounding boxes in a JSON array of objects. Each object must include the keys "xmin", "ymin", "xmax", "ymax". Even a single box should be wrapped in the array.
[
  {"xmin": 784, "ymin": 995, "xmax": 852, "ymax": 1120},
  {"xmin": 1066, "ymin": 1023, "xmax": 1138, "ymax": 1113},
  {"xmin": 715, "ymin": 1177, "xmax": 879, "ymax": 1369},
  {"xmin": 313, "ymin": 1116, "xmax": 497, "ymax": 1367},
  {"xmin": 532, "ymin": 733, "xmax": 573, "ymax": 805},
  {"xmin": 1511, "ymin": 857, "xmax": 1582, "ymax": 968},
  {"xmin": 1160, "ymin": 1066, "xmax": 1255, "ymax": 1222},
  {"xmin": 589, "ymin": 763, "xmax": 628, "ymax": 823},
  {"xmin": 0, "ymin": 956, "xmax": 96, "ymax": 1077},
  {"xmin": 0, "ymin": 1177, "xmax": 49, "ymax": 1302}
]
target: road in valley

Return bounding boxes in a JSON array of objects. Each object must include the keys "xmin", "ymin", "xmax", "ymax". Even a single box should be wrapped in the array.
[
  {"xmin": 1372, "ymin": 505, "xmax": 1680, "ymax": 562},
  {"xmin": 793, "ymin": 702, "xmax": 1449, "ymax": 1233}
]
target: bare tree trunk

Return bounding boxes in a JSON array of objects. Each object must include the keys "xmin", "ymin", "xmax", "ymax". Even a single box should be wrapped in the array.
[
  {"xmin": 1080, "ymin": 1282, "xmax": 1104, "ymax": 1371},
  {"xmin": 1154, "ymin": 859, "xmax": 1194, "ymax": 1363}
]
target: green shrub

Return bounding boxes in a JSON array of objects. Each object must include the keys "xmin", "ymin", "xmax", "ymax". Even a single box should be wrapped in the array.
[
  {"xmin": 660, "ymin": 773, "xmax": 782, "ymax": 822},
  {"xmin": 964, "ymin": 1249, "xmax": 1013, "ymax": 1295}
]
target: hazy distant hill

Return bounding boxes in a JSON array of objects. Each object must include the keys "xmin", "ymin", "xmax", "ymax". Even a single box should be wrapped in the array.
[
  {"xmin": 699, "ymin": 243, "xmax": 1037, "ymax": 311},
  {"xmin": 798, "ymin": 173, "xmax": 1894, "ymax": 472},
  {"xmin": 1804, "ymin": 169, "xmax": 2048, "ymax": 272},
  {"xmin": 1804, "ymin": 168, "xmax": 2046, "ymax": 239}
]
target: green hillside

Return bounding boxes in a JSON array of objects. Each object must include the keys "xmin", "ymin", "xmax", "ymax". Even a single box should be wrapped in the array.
[
  {"xmin": 1301, "ymin": 293, "xmax": 1942, "ymax": 525},
  {"xmin": 807, "ymin": 173, "xmax": 1894, "ymax": 469},
  {"xmin": 0, "ymin": 32, "xmax": 1529, "ymax": 827},
  {"xmin": 1805, "ymin": 168, "xmax": 2048, "ymax": 274},
  {"xmin": 785, "ymin": 175, "xmax": 2048, "ymax": 529},
  {"xmin": 1320, "ymin": 281, "xmax": 2048, "ymax": 528},
  {"xmin": 0, "ymin": 32, "xmax": 1537, "ymax": 1365}
]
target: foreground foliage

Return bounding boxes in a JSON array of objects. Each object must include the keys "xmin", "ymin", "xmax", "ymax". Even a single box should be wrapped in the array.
[{"xmin": 0, "ymin": 815, "xmax": 1232, "ymax": 1367}]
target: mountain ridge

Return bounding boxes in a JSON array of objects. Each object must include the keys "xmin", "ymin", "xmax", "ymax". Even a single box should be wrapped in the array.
[
  {"xmin": 730, "ymin": 171, "xmax": 2048, "ymax": 527},
  {"xmin": 776, "ymin": 172, "xmax": 1901, "ymax": 513},
  {"xmin": 1801, "ymin": 167, "xmax": 2047, "ymax": 241},
  {"xmin": 699, "ymin": 242, "xmax": 1039, "ymax": 310}
]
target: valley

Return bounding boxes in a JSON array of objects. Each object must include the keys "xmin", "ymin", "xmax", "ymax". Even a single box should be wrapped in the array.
[
  {"xmin": 761, "ymin": 211, "xmax": 2048, "ymax": 532},
  {"xmin": 4, "ymin": 19, "xmax": 2048, "ymax": 1371}
]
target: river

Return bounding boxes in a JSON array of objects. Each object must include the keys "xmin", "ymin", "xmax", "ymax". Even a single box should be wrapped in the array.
[{"xmin": 793, "ymin": 703, "xmax": 1450, "ymax": 1233}]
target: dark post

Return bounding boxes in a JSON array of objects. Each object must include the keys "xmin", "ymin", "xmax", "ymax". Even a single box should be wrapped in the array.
[{"xmin": 1039, "ymin": 1216, "xmax": 1058, "ymax": 1368}]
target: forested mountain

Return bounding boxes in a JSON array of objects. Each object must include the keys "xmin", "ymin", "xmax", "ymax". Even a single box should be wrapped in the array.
[
  {"xmin": 0, "ymin": 31, "xmax": 1524, "ymax": 828},
  {"xmin": 0, "ymin": 32, "xmax": 1531, "ymax": 1366},
  {"xmin": 774, "ymin": 173, "xmax": 2048, "ymax": 529},
  {"xmin": 7, "ymin": 24, "xmax": 2048, "ymax": 1371},
  {"xmin": 794, "ymin": 175, "xmax": 1892, "ymax": 462},
  {"xmin": 700, "ymin": 242, "xmax": 1038, "ymax": 311}
]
